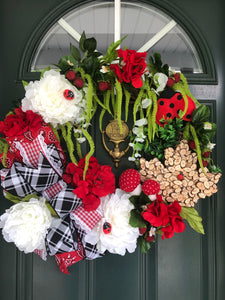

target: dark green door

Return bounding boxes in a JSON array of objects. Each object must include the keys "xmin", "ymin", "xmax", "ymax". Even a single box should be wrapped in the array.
[{"xmin": 0, "ymin": 1, "xmax": 224, "ymax": 300}]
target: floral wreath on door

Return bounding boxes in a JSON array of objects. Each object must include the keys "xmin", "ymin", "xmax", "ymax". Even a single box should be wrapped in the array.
[{"xmin": 0, "ymin": 33, "xmax": 221, "ymax": 274}]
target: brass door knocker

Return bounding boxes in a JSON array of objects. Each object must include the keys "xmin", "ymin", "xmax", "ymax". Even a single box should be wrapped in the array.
[{"xmin": 102, "ymin": 120, "xmax": 130, "ymax": 167}]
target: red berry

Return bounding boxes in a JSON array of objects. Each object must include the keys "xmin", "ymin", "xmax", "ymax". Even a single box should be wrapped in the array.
[
  {"xmin": 74, "ymin": 78, "xmax": 84, "ymax": 88},
  {"xmin": 66, "ymin": 70, "xmax": 76, "ymax": 81},
  {"xmin": 203, "ymin": 151, "xmax": 210, "ymax": 158},
  {"xmin": 188, "ymin": 140, "xmax": 196, "ymax": 149},
  {"xmin": 167, "ymin": 78, "xmax": 175, "ymax": 87},
  {"xmin": 142, "ymin": 179, "xmax": 160, "ymax": 196},
  {"xmin": 145, "ymin": 235, "xmax": 155, "ymax": 242},
  {"xmin": 119, "ymin": 169, "xmax": 141, "ymax": 193},
  {"xmin": 99, "ymin": 81, "xmax": 108, "ymax": 92},
  {"xmin": 202, "ymin": 160, "xmax": 208, "ymax": 167},
  {"xmin": 139, "ymin": 227, "xmax": 147, "ymax": 235},
  {"xmin": 177, "ymin": 174, "xmax": 184, "ymax": 180},
  {"xmin": 174, "ymin": 73, "xmax": 180, "ymax": 83}
]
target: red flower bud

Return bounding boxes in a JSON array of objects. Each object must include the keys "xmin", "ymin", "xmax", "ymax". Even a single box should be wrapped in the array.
[
  {"xmin": 174, "ymin": 73, "xmax": 180, "ymax": 83},
  {"xmin": 139, "ymin": 227, "xmax": 147, "ymax": 235},
  {"xmin": 167, "ymin": 78, "xmax": 175, "ymax": 87},
  {"xmin": 66, "ymin": 70, "xmax": 76, "ymax": 81},
  {"xmin": 203, "ymin": 151, "xmax": 210, "ymax": 158},
  {"xmin": 145, "ymin": 235, "xmax": 155, "ymax": 242},
  {"xmin": 74, "ymin": 78, "xmax": 84, "ymax": 88},
  {"xmin": 202, "ymin": 160, "xmax": 209, "ymax": 167},
  {"xmin": 188, "ymin": 140, "xmax": 196, "ymax": 149},
  {"xmin": 98, "ymin": 81, "xmax": 109, "ymax": 92}
]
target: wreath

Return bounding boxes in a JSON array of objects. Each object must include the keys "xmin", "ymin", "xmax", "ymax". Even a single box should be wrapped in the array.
[{"xmin": 0, "ymin": 32, "xmax": 221, "ymax": 274}]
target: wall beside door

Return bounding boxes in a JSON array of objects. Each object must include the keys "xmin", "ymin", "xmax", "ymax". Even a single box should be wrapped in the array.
[{"xmin": 0, "ymin": 1, "xmax": 224, "ymax": 299}]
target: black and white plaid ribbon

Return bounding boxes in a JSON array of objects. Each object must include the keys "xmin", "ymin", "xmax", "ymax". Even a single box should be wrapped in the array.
[{"xmin": 1, "ymin": 143, "xmax": 101, "ymax": 261}]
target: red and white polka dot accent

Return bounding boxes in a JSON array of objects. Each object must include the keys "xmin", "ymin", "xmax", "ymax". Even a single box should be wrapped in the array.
[
  {"xmin": 119, "ymin": 169, "xmax": 141, "ymax": 193},
  {"xmin": 142, "ymin": 179, "xmax": 160, "ymax": 196}
]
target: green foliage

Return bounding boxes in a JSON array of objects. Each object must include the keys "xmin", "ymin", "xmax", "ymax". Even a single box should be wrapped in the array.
[
  {"xmin": 129, "ymin": 209, "xmax": 146, "ymax": 228},
  {"xmin": 148, "ymin": 53, "xmax": 169, "ymax": 76},
  {"xmin": 101, "ymin": 35, "xmax": 127, "ymax": 63},
  {"xmin": 180, "ymin": 207, "xmax": 205, "ymax": 234},
  {"xmin": 138, "ymin": 236, "xmax": 154, "ymax": 253},
  {"xmin": 143, "ymin": 118, "xmax": 184, "ymax": 161}
]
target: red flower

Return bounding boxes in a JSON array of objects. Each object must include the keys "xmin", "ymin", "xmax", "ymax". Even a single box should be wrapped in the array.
[
  {"xmin": 63, "ymin": 157, "xmax": 115, "ymax": 211},
  {"xmin": 161, "ymin": 225, "xmax": 174, "ymax": 239},
  {"xmin": 110, "ymin": 49, "xmax": 147, "ymax": 88},
  {"xmin": 0, "ymin": 107, "xmax": 43, "ymax": 139},
  {"xmin": 142, "ymin": 199, "xmax": 169, "ymax": 227}
]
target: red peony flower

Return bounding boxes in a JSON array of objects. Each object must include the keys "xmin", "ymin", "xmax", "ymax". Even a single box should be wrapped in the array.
[
  {"xmin": 142, "ymin": 198, "xmax": 169, "ymax": 227},
  {"xmin": 110, "ymin": 49, "xmax": 147, "ymax": 88},
  {"xmin": 0, "ymin": 107, "xmax": 43, "ymax": 139}
]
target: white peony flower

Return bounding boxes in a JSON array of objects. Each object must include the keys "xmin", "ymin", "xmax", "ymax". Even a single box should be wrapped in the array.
[
  {"xmin": 0, "ymin": 198, "xmax": 53, "ymax": 253},
  {"xmin": 84, "ymin": 189, "xmax": 139, "ymax": 256},
  {"xmin": 153, "ymin": 72, "xmax": 168, "ymax": 93},
  {"xmin": 22, "ymin": 70, "xmax": 85, "ymax": 127}
]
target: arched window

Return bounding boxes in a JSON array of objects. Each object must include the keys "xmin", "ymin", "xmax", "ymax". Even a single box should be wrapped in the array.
[{"xmin": 20, "ymin": 1, "xmax": 216, "ymax": 83}]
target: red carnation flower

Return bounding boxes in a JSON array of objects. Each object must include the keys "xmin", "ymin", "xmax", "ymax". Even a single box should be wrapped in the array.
[
  {"xmin": 110, "ymin": 49, "xmax": 147, "ymax": 88},
  {"xmin": 161, "ymin": 224, "xmax": 174, "ymax": 239}
]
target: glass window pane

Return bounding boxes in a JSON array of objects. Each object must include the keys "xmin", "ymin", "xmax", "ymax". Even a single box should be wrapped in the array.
[{"xmin": 31, "ymin": 1, "xmax": 203, "ymax": 74}]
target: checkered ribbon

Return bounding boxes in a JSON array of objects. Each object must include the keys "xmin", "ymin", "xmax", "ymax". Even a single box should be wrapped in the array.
[{"xmin": 0, "ymin": 140, "xmax": 103, "ymax": 271}]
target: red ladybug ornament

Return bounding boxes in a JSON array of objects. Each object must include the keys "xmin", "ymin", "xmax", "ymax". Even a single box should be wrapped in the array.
[
  {"xmin": 63, "ymin": 89, "xmax": 75, "ymax": 100},
  {"xmin": 156, "ymin": 92, "xmax": 196, "ymax": 125},
  {"xmin": 103, "ymin": 222, "xmax": 112, "ymax": 234}
]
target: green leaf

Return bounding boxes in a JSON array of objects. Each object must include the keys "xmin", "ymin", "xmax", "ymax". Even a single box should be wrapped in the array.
[
  {"xmin": 191, "ymin": 105, "xmax": 210, "ymax": 125},
  {"xmin": 180, "ymin": 207, "xmax": 205, "ymax": 234},
  {"xmin": 57, "ymin": 55, "xmax": 77, "ymax": 73},
  {"xmin": 5, "ymin": 192, "xmax": 39, "ymax": 204},
  {"xmin": 129, "ymin": 209, "xmax": 146, "ymax": 228},
  {"xmin": 40, "ymin": 66, "xmax": 51, "ymax": 79},
  {"xmin": 138, "ymin": 236, "xmax": 153, "ymax": 253},
  {"xmin": 79, "ymin": 31, "xmax": 86, "ymax": 52},
  {"xmin": 83, "ymin": 37, "xmax": 97, "ymax": 53},
  {"xmin": 22, "ymin": 80, "xmax": 29, "ymax": 88},
  {"xmin": 70, "ymin": 44, "xmax": 81, "ymax": 61}
]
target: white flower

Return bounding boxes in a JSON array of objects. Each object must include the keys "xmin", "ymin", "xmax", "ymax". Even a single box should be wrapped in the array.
[
  {"xmin": 84, "ymin": 189, "xmax": 139, "ymax": 255},
  {"xmin": 77, "ymin": 137, "xmax": 86, "ymax": 143},
  {"xmin": 135, "ymin": 118, "xmax": 148, "ymax": 127},
  {"xmin": 207, "ymin": 142, "xmax": 216, "ymax": 150},
  {"xmin": 142, "ymin": 98, "xmax": 152, "ymax": 109},
  {"xmin": 204, "ymin": 122, "xmax": 212, "ymax": 130},
  {"xmin": 128, "ymin": 157, "xmax": 136, "ymax": 161},
  {"xmin": 0, "ymin": 198, "xmax": 52, "ymax": 253},
  {"xmin": 132, "ymin": 127, "xmax": 146, "ymax": 139},
  {"xmin": 100, "ymin": 65, "xmax": 110, "ymax": 73},
  {"xmin": 22, "ymin": 70, "xmax": 85, "ymax": 127},
  {"xmin": 153, "ymin": 72, "xmax": 168, "ymax": 93}
]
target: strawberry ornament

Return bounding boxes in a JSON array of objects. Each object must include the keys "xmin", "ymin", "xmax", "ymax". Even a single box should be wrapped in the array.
[
  {"xmin": 119, "ymin": 169, "xmax": 141, "ymax": 195},
  {"xmin": 142, "ymin": 179, "xmax": 160, "ymax": 201}
]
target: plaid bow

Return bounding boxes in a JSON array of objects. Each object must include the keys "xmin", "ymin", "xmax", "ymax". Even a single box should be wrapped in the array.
[{"xmin": 0, "ymin": 137, "xmax": 102, "ymax": 273}]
